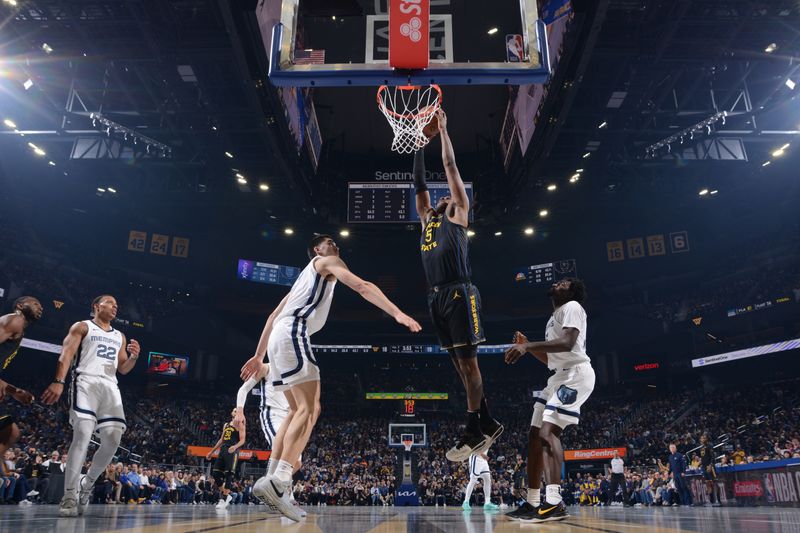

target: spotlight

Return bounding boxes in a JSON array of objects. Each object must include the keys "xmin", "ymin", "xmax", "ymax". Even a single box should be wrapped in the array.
[
  {"xmin": 48, "ymin": 161, "xmax": 55, "ymax": 166},
  {"xmin": 108, "ymin": 187, "xmax": 117, "ymax": 193},
  {"xmin": 765, "ymin": 43, "xmax": 778, "ymax": 53},
  {"xmin": 237, "ymin": 177, "xmax": 247, "ymax": 185},
  {"xmin": 524, "ymin": 227, "xmax": 534, "ymax": 235},
  {"xmin": 23, "ymin": 78, "xmax": 33, "ymax": 90},
  {"xmin": 3, "ymin": 119, "xmax": 16, "ymax": 129},
  {"xmin": 785, "ymin": 79, "xmax": 796, "ymax": 90},
  {"xmin": 772, "ymin": 148, "xmax": 785, "ymax": 157},
  {"xmin": 699, "ymin": 189, "xmax": 709, "ymax": 196},
  {"xmin": 582, "ymin": 152, "xmax": 591, "ymax": 158},
  {"xmin": 339, "ymin": 229, "xmax": 350, "ymax": 237},
  {"xmin": 466, "ymin": 230, "xmax": 476, "ymax": 237},
  {"xmin": 780, "ymin": 143, "xmax": 790, "ymax": 150},
  {"xmin": 259, "ymin": 183, "xmax": 269, "ymax": 191},
  {"xmin": 710, "ymin": 190, "xmax": 718, "ymax": 195},
  {"xmin": 41, "ymin": 43, "xmax": 53, "ymax": 54},
  {"xmin": 539, "ymin": 209, "xmax": 549, "ymax": 218},
  {"xmin": 598, "ymin": 121, "xmax": 608, "ymax": 129},
  {"xmin": 547, "ymin": 184, "xmax": 557, "ymax": 191},
  {"xmin": 569, "ymin": 176, "xmax": 579, "ymax": 183},
  {"xmin": 576, "ymin": 169, "xmax": 584, "ymax": 173},
  {"xmin": 494, "ymin": 231, "xmax": 502, "ymax": 236},
  {"xmin": 284, "ymin": 228, "xmax": 294, "ymax": 235},
  {"xmin": 225, "ymin": 151, "xmax": 233, "ymax": 158},
  {"xmin": 97, "ymin": 188, "xmax": 106, "ymax": 193},
  {"xmin": 487, "ymin": 28, "xmax": 499, "ymax": 35},
  {"xmin": 235, "ymin": 173, "xmax": 245, "ymax": 180},
  {"xmin": 762, "ymin": 161, "xmax": 771, "ymax": 167}
]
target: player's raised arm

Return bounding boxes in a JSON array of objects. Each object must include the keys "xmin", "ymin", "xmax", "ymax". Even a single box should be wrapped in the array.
[
  {"xmin": 41, "ymin": 321, "xmax": 89, "ymax": 405},
  {"xmin": 316, "ymin": 256, "xmax": 422, "ymax": 332},
  {"xmin": 413, "ymin": 147, "xmax": 433, "ymax": 224},
  {"xmin": 235, "ymin": 364, "xmax": 267, "ymax": 424},
  {"xmin": 437, "ymin": 109, "xmax": 469, "ymax": 226}
]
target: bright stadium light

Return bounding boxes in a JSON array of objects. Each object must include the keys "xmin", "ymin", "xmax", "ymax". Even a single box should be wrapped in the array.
[
  {"xmin": 48, "ymin": 161, "xmax": 55, "ymax": 166},
  {"xmin": 23, "ymin": 78, "xmax": 33, "ymax": 90},
  {"xmin": 772, "ymin": 148, "xmax": 785, "ymax": 157},
  {"xmin": 539, "ymin": 209, "xmax": 549, "ymax": 218},
  {"xmin": 108, "ymin": 187, "xmax": 117, "ymax": 193},
  {"xmin": 3, "ymin": 119, "xmax": 16, "ymax": 129},
  {"xmin": 582, "ymin": 152, "xmax": 591, "ymax": 158},
  {"xmin": 786, "ymin": 78, "xmax": 796, "ymax": 90},
  {"xmin": 259, "ymin": 183, "xmax": 269, "ymax": 191},
  {"xmin": 598, "ymin": 121, "xmax": 608, "ymax": 129},
  {"xmin": 547, "ymin": 184, "xmax": 557, "ymax": 191},
  {"xmin": 284, "ymin": 228, "xmax": 294, "ymax": 235},
  {"xmin": 524, "ymin": 227, "xmax": 534, "ymax": 235},
  {"xmin": 762, "ymin": 161, "xmax": 771, "ymax": 167},
  {"xmin": 467, "ymin": 230, "xmax": 476, "ymax": 237},
  {"xmin": 699, "ymin": 189, "xmax": 709, "ymax": 196},
  {"xmin": 765, "ymin": 43, "xmax": 778, "ymax": 53},
  {"xmin": 339, "ymin": 229, "xmax": 350, "ymax": 237},
  {"xmin": 237, "ymin": 177, "xmax": 247, "ymax": 185},
  {"xmin": 225, "ymin": 151, "xmax": 233, "ymax": 158},
  {"xmin": 494, "ymin": 231, "xmax": 502, "ymax": 236},
  {"xmin": 41, "ymin": 43, "xmax": 54, "ymax": 54}
]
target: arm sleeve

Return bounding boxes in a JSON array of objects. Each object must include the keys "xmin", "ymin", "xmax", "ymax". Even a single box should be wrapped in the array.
[
  {"xmin": 560, "ymin": 301, "xmax": 585, "ymax": 332},
  {"xmin": 236, "ymin": 377, "xmax": 259, "ymax": 408},
  {"xmin": 413, "ymin": 148, "xmax": 428, "ymax": 193}
]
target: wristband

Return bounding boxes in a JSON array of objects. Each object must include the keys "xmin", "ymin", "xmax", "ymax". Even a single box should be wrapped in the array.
[{"xmin": 53, "ymin": 379, "xmax": 66, "ymax": 385}]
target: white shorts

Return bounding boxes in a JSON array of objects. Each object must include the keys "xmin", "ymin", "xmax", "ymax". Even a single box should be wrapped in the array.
[
  {"xmin": 260, "ymin": 404, "xmax": 288, "ymax": 448},
  {"xmin": 70, "ymin": 374, "xmax": 126, "ymax": 431},
  {"xmin": 531, "ymin": 362, "xmax": 595, "ymax": 429},
  {"xmin": 469, "ymin": 473, "xmax": 491, "ymax": 484},
  {"xmin": 267, "ymin": 320, "xmax": 320, "ymax": 392}
]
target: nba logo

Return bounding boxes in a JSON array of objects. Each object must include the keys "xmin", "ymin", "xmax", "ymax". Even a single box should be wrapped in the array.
[{"xmin": 506, "ymin": 34, "xmax": 524, "ymax": 63}]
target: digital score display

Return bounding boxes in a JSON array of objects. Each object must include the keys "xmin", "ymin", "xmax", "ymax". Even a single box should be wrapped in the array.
[
  {"xmin": 347, "ymin": 183, "xmax": 473, "ymax": 223},
  {"xmin": 515, "ymin": 259, "xmax": 577, "ymax": 285},
  {"xmin": 237, "ymin": 260, "xmax": 301, "ymax": 287}
]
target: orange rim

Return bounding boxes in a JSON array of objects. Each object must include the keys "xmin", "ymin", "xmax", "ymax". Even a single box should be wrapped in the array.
[{"xmin": 377, "ymin": 84, "xmax": 442, "ymax": 120}]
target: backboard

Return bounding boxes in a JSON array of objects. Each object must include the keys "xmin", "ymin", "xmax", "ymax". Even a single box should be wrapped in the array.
[
  {"xmin": 388, "ymin": 423, "xmax": 427, "ymax": 448},
  {"xmin": 258, "ymin": 0, "xmax": 550, "ymax": 87}
]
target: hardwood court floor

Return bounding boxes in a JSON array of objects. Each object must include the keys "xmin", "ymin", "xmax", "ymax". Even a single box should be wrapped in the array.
[{"xmin": 1, "ymin": 504, "xmax": 797, "ymax": 533}]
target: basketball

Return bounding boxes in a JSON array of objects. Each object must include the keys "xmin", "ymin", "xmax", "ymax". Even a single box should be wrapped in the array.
[{"xmin": 423, "ymin": 114, "xmax": 440, "ymax": 139}]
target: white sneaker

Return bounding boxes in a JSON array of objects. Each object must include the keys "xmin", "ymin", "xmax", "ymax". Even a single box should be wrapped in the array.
[
  {"xmin": 59, "ymin": 495, "xmax": 79, "ymax": 517},
  {"xmin": 26, "ymin": 490, "xmax": 39, "ymax": 497},
  {"xmin": 216, "ymin": 499, "xmax": 229, "ymax": 510},
  {"xmin": 78, "ymin": 475, "xmax": 92, "ymax": 515},
  {"xmin": 254, "ymin": 476, "xmax": 302, "ymax": 522},
  {"xmin": 18, "ymin": 499, "xmax": 33, "ymax": 505}
]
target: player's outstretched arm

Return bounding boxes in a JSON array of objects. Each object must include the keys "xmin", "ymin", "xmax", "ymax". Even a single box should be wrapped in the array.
[
  {"xmin": 504, "ymin": 331, "xmax": 548, "ymax": 365},
  {"xmin": 241, "ymin": 294, "xmax": 290, "ymax": 380},
  {"xmin": 235, "ymin": 364, "xmax": 266, "ymax": 423},
  {"xmin": 437, "ymin": 109, "xmax": 469, "ymax": 226},
  {"xmin": 504, "ymin": 328, "xmax": 579, "ymax": 364},
  {"xmin": 206, "ymin": 431, "xmax": 225, "ymax": 460},
  {"xmin": 117, "ymin": 335, "xmax": 141, "ymax": 375},
  {"xmin": 413, "ymin": 147, "xmax": 433, "ymax": 224},
  {"xmin": 316, "ymin": 256, "xmax": 422, "ymax": 332},
  {"xmin": 0, "ymin": 314, "xmax": 24, "ymax": 400},
  {"xmin": 41, "ymin": 321, "xmax": 88, "ymax": 405}
]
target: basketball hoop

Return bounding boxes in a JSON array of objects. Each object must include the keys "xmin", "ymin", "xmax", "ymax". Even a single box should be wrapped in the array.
[
  {"xmin": 377, "ymin": 84, "xmax": 442, "ymax": 154},
  {"xmin": 401, "ymin": 436, "xmax": 414, "ymax": 453}
]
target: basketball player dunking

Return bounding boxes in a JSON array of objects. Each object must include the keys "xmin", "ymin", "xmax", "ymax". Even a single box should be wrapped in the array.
[
  {"xmin": 41, "ymin": 295, "xmax": 141, "ymax": 517},
  {"xmin": 206, "ymin": 409, "xmax": 246, "ymax": 510},
  {"xmin": 235, "ymin": 362, "xmax": 306, "ymax": 516},
  {"xmin": 414, "ymin": 109, "xmax": 503, "ymax": 461},
  {"xmin": 505, "ymin": 278, "xmax": 595, "ymax": 523},
  {"xmin": 0, "ymin": 297, "xmax": 42, "ymax": 470},
  {"xmin": 240, "ymin": 234, "xmax": 421, "ymax": 521}
]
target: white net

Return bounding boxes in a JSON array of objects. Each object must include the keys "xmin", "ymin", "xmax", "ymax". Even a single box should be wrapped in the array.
[{"xmin": 377, "ymin": 85, "xmax": 442, "ymax": 154}]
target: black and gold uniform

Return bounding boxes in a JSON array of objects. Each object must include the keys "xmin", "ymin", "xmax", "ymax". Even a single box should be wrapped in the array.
[
  {"xmin": 212, "ymin": 423, "xmax": 240, "ymax": 486},
  {"xmin": 420, "ymin": 213, "xmax": 484, "ymax": 350},
  {"xmin": 699, "ymin": 443, "xmax": 716, "ymax": 480},
  {"xmin": 0, "ymin": 335, "xmax": 22, "ymax": 433}
]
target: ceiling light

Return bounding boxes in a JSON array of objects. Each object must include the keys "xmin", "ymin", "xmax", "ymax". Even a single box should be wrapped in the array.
[
  {"xmin": 582, "ymin": 152, "xmax": 591, "ymax": 158},
  {"xmin": 598, "ymin": 121, "xmax": 608, "ymax": 129},
  {"xmin": 33, "ymin": 147, "xmax": 46, "ymax": 157},
  {"xmin": 699, "ymin": 189, "xmax": 709, "ymax": 196},
  {"xmin": 339, "ymin": 229, "xmax": 350, "ymax": 237},
  {"xmin": 97, "ymin": 188, "xmax": 106, "ymax": 193},
  {"xmin": 765, "ymin": 43, "xmax": 778, "ymax": 53},
  {"xmin": 772, "ymin": 148, "xmax": 785, "ymax": 157},
  {"xmin": 284, "ymin": 228, "xmax": 294, "ymax": 235},
  {"xmin": 539, "ymin": 209, "xmax": 549, "ymax": 218},
  {"xmin": 108, "ymin": 187, "xmax": 117, "ymax": 193},
  {"xmin": 237, "ymin": 177, "xmax": 247, "ymax": 185},
  {"xmin": 524, "ymin": 227, "xmax": 534, "ymax": 235},
  {"xmin": 3, "ymin": 119, "xmax": 16, "ymax": 129},
  {"xmin": 466, "ymin": 230, "xmax": 475, "ymax": 237},
  {"xmin": 48, "ymin": 161, "xmax": 55, "ymax": 166},
  {"xmin": 41, "ymin": 43, "xmax": 53, "ymax": 54},
  {"xmin": 23, "ymin": 78, "xmax": 33, "ymax": 90},
  {"xmin": 211, "ymin": 126, "xmax": 217, "ymax": 131},
  {"xmin": 4, "ymin": 0, "xmax": 18, "ymax": 6},
  {"xmin": 710, "ymin": 190, "xmax": 718, "ymax": 195},
  {"xmin": 762, "ymin": 161, "xmax": 771, "ymax": 167},
  {"xmin": 787, "ymin": 79, "xmax": 796, "ymax": 90},
  {"xmin": 576, "ymin": 168, "xmax": 584, "ymax": 173},
  {"xmin": 225, "ymin": 151, "xmax": 234, "ymax": 158},
  {"xmin": 494, "ymin": 231, "xmax": 502, "ymax": 236},
  {"xmin": 332, "ymin": 15, "xmax": 336, "ymax": 20},
  {"xmin": 569, "ymin": 176, "xmax": 579, "ymax": 183},
  {"xmin": 547, "ymin": 184, "xmax": 557, "ymax": 191},
  {"xmin": 259, "ymin": 183, "xmax": 269, "ymax": 191},
  {"xmin": 235, "ymin": 173, "xmax": 245, "ymax": 179},
  {"xmin": 780, "ymin": 143, "xmax": 790, "ymax": 150},
  {"xmin": 487, "ymin": 27, "xmax": 499, "ymax": 35}
]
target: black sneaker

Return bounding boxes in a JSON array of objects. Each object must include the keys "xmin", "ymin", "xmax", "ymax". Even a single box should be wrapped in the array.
[
  {"xmin": 505, "ymin": 501, "xmax": 536, "ymax": 520},
  {"xmin": 445, "ymin": 432, "xmax": 487, "ymax": 462},
  {"xmin": 478, "ymin": 418, "xmax": 504, "ymax": 453},
  {"xmin": 519, "ymin": 501, "xmax": 568, "ymax": 523}
]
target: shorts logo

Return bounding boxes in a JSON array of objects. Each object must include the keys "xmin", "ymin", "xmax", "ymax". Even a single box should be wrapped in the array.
[
  {"xmin": 453, "ymin": 291, "xmax": 461, "ymax": 300},
  {"xmin": 469, "ymin": 295, "xmax": 480, "ymax": 335},
  {"xmin": 557, "ymin": 385, "xmax": 578, "ymax": 405}
]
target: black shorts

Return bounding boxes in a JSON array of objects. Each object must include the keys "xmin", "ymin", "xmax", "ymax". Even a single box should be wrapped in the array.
[
  {"xmin": 703, "ymin": 466, "xmax": 716, "ymax": 480},
  {"xmin": 212, "ymin": 452, "xmax": 238, "ymax": 485},
  {"xmin": 427, "ymin": 282, "xmax": 485, "ymax": 351}
]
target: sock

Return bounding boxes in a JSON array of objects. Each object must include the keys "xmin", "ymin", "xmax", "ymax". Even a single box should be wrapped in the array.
[
  {"xmin": 546, "ymin": 484, "xmax": 562, "ymax": 505},
  {"xmin": 466, "ymin": 411, "xmax": 481, "ymax": 435},
  {"xmin": 274, "ymin": 459, "xmax": 294, "ymax": 484},
  {"xmin": 225, "ymin": 494, "xmax": 233, "ymax": 504},
  {"xmin": 527, "ymin": 488, "xmax": 541, "ymax": 507},
  {"xmin": 267, "ymin": 458, "xmax": 277, "ymax": 476},
  {"xmin": 479, "ymin": 397, "xmax": 492, "ymax": 421}
]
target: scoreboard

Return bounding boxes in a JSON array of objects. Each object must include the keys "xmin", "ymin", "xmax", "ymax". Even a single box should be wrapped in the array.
[
  {"xmin": 347, "ymin": 182, "xmax": 473, "ymax": 223},
  {"xmin": 514, "ymin": 260, "xmax": 577, "ymax": 285},
  {"xmin": 237, "ymin": 260, "xmax": 300, "ymax": 287}
]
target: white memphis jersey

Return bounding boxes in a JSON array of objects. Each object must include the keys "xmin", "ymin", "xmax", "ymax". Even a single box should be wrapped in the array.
[
  {"xmin": 544, "ymin": 300, "xmax": 590, "ymax": 370},
  {"xmin": 274, "ymin": 257, "xmax": 336, "ymax": 336},
  {"xmin": 260, "ymin": 368, "xmax": 289, "ymax": 411},
  {"xmin": 469, "ymin": 454, "xmax": 490, "ymax": 477},
  {"xmin": 75, "ymin": 320, "xmax": 123, "ymax": 382}
]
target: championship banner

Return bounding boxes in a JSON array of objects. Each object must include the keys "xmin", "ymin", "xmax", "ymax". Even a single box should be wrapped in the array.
[
  {"xmin": 564, "ymin": 447, "xmax": 627, "ymax": 461},
  {"xmin": 389, "ymin": 0, "xmax": 430, "ymax": 69},
  {"xmin": 187, "ymin": 445, "xmax": 271, "ymax": 461}
]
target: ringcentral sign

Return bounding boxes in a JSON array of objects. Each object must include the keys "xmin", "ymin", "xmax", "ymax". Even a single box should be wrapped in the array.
[{"xmin": 374, "ymin": 170, "xmax": 448, "ymax": 181}]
